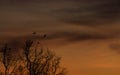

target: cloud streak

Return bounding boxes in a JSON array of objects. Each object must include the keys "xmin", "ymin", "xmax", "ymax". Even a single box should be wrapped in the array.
[
  {"xmin": 49, "ymin": 0, "xmax": 120, "ymax": 26},
  {"xmin": 0, "ymin": 0, "xmax": 120, "ymax": 43}
]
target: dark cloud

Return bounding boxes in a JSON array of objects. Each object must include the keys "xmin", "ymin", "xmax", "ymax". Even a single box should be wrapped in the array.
[
  {"xmin": 50, "ymin": 0, "xmax": 120, "ymax": 26},
  {"xmin": 46, "ymin": 31, "xmax": 114, "ymax": 42},
  {"xmin": 0, "ymin": 0, "xmax": 119, "ymax": 28},
  {"xmin": 0, "ymin": 31, "xmax": 113, "ymax": 47},
  {"xmin": 0, "ymin": 0, "xmax": 120, "ymax": 42}
]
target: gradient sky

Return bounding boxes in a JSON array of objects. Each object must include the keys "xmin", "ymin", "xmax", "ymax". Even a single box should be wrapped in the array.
[{"xmin": 0, "ymin": 0, "xmax": 120, "ymax": 75}]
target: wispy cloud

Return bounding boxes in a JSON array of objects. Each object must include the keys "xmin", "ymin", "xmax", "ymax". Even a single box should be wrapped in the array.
[
  {"xmin": 49, "ymin": 0, "xmax": 120, "ymax": 26},
  {"xmin": 0, "ymin": 0, "xmax": 120, "ymax": 42}
]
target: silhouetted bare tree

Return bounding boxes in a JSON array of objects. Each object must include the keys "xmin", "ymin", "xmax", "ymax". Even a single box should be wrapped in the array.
[
  {"xmin": 0, "ymin": 34, "xmax": 67, "ymax": 75},
  {"xmin": 0, "ymin": 44, "xmax": 20, "ymax": 75},
  {"xmin": 20, "ymin": 38, "xmax": 67, "ymax": 75}
]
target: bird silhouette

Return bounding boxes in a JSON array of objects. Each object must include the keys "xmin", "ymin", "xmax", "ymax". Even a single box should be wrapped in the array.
[
  {"xmin": 32, "ymin": 32, "xmax": 37, "ymax": 35},
  {"xmin": 43, "ymin": 34, "xmax": 47, "ymax": 38}
]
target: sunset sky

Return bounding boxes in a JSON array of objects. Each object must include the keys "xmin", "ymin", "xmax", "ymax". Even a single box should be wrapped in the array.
[{"xmin": 0, "ymin": 0, "xmax": 120, "ymax": 75}]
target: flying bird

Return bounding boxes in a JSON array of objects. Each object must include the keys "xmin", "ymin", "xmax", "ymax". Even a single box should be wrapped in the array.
[
  {"xmin": 32, "ymin": 32, "xmax": 37, "ymax": 35},
  {"xmin": 43, "ymin": 34, "xmax": 47, "ymax": 38}
]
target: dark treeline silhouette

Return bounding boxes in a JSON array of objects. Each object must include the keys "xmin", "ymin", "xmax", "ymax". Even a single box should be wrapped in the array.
[{"xmin": 0, "ymin": 34, "xmax": 67, "ymax": 75}]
